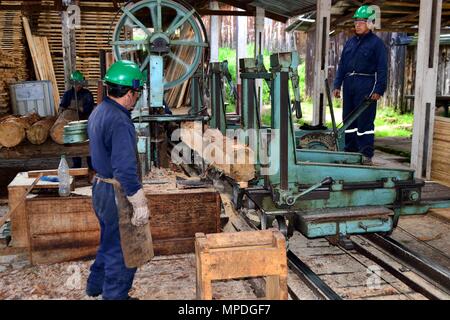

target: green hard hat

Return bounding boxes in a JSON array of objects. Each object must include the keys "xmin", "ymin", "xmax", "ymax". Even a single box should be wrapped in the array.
[
  {"xmin": 353, "ymin": 5, "xmax": 375, "ymax": 20},
  {"xmin": 70, "ymin": 70, "xmax": 85, "ymax": 82},
  {"xmin": 104, "ymin": 60, "xmax": 144, "ymax": 90}
]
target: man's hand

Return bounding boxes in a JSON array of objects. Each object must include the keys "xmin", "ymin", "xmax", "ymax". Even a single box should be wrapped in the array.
[
  {"xmin": 127, "ymin": 188, "xmax": 150, "ymax": 227},
  {"xmin": 371, "ymin": 93, "xmax": 381, "ymax": 101},
  {"xmin": 333, "ymin": 89, "xmax": 341, "ymax": 99}
]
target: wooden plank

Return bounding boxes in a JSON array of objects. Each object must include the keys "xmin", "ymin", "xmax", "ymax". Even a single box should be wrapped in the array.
[
  {"xmin": 410, "ymin": 0, "xmax": 443, "ymax": 179},
  {"xmin": 28, "ymin": 168, "xmax": 89, "ymax": 178},
  {"xmin": 0, "ymin": 139, "xmax": 89, "ymax": 160},
  {"xmin": 312, "ymin": 0, "xmax": 331, "ymax": 125}
]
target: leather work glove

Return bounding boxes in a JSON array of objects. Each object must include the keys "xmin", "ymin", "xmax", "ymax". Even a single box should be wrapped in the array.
[{"xmin": 127, "ymin": 188, "xmax": 150, "ymax": 227}]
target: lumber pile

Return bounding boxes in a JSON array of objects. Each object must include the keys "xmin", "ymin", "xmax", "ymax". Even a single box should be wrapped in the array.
[
  {"xmin": 50, "ymin": 109, "xmax": 79, "ymax": 144},
  {"xmin": 0, "ymin": 10, "xmax": 28, "ymax": 114},
  {"xmin": 180, "ymin": 122, "xmax": 255, "ymax": 187},
  {"xmin": 22, "ymin": 16, "xmax": 59, "ymax": 111},
  {"xmin": 431, "ymin": 116, "xmax": 450, "ymax": 187},
  {"xmin": 31, "ymin": 5, "xmax": 120, "ymax": 104},
  {"xmin": 0, "ymin": 113, "xmax": 40, "ymax": 147}
]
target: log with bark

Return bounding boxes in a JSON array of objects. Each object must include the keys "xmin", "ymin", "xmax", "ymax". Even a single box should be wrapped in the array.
[
  {"xmin": 26, "ymin": 116, "xmax": 57, "ymax": 145},
  {"xmin": 0, "ymin": 113, "xmax": 40, "ymax": 147},
  {"xmin": 50, "ymin": 110, "xmax": 79, "ymax": 144}
]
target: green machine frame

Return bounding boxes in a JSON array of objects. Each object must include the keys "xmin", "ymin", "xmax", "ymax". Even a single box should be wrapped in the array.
[{"xmin": 236, "ymin": 52, "xmax": 450, "ymax": 239}]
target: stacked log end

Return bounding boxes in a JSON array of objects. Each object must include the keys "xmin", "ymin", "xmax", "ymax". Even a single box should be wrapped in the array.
[
  {"xmin": 27, "ymin": 116, "xmax": 57, "ymax": 145},
  {"xmin": 0, "ymin": 113, "xmax": 40, "ymax": 147},
  {"xmin": 50, "ymin": 110, "xmax": 79, "ymax": 144}
]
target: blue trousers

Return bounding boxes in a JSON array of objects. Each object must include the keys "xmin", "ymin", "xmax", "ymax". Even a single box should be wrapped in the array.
[
  {"xmin": 86, "ymin": 180, "xmax": 137, "ymax": 300},
  {"xmin": 342, "ymin": 76, "xmax": 378, "ymax": 158}
]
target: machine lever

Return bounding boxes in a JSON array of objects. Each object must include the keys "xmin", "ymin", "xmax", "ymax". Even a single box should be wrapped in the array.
[
  {"xmin": 293, "ymin": 100, "xmax": 302, "ymax": 119},
  {"xmin": 286, "ymin": 177, "xmax": 333, "ymax": 206}
]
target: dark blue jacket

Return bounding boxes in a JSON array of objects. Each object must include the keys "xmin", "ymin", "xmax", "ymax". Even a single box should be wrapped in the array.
[
  {"xmin": 333, "ymin": 31, "xmax": 388, "ymax": 96},
  {"xmin": 88, "ymin": 96, "xmax": 141, "ymax": 197},
  {"xmin": 60, "ymin": 87, "xmax": 95, "ymax": 120}
]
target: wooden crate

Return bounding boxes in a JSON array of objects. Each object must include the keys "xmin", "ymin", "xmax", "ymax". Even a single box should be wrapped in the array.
[
  {"xmin": 8, "ymin": 173, "xmax": 221, "ymax": 263},
  {"xmin": 146, "ymin": 188, "xmax": 221, "ymax": 255},
  {"xmin": 431, "ymin": 116, "xmax": 450, "ymax": 187},
  {"xmin": 26, "ymin": 196, "xmax": 99, "ymax": 265},
  {"xmin": 195, "ymin": 229, "xmax": 288, "ymax": 300}
]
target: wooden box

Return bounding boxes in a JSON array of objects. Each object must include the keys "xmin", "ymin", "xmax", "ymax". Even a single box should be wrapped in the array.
[
  {"xmin": 146, "ymin": 188, "xmax": 221, "ymax": 255},
  {"xmin": 431, "ymin": 116, "xmax": 450, "ymax": 187},
  {"xmin": 26, "ymin": 196, "xmax": 100, "ymax": 265},
  {"xmin": 9, "ymin": 178, "xmax": 221, "ymax": 264}
]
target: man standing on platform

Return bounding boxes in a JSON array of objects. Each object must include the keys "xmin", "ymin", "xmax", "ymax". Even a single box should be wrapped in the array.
[{"xmin": 333, "ymin": 5, "xmax": 388, "ymax": 165}]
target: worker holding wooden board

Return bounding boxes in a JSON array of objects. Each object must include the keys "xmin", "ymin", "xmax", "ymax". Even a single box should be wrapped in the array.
[{"xmin": 86, "ymin": 61, "xmax": 153, "ymax": 300}]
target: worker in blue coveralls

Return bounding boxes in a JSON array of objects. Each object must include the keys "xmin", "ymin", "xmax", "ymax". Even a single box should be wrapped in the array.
[
  {"xmin": 86, "ymin": 60, "xmax": 150, "ymax": 300},
  {"xmin": 333, "ymin": 5, "xmax": 388, "ymax": 165},
  {"xmin": 59, "ymin": 70, "xmax": 95, "ymax": 169}
]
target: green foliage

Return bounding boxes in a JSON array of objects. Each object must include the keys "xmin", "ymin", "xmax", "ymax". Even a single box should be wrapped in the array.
[{"xmin": 218, "ymin": 44, "xmax": 306, "ymax": 111}]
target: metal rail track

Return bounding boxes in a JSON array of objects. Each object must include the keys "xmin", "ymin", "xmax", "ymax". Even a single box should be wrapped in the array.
[
  {"xmin": 287, "ymin": 250, "xmax": 342, "ymax": 300},
  {"xmin": 362, "ymin": 234, "xmax": 450, "ymax": 298}
]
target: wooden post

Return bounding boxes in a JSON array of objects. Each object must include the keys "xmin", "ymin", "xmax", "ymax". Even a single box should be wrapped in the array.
[
  {"xmin": 209, "ymin": 1, "xmax": 219, "ymax": 63},
  {"xmin": 254, "ymin": 7, "xmax": 265, "ymax": 113},
  {"xmin": 61, "ymin": 0, "xmax": 77, "ymax": 91},
  {"xmin": 312, "ymin": 0, "xmax": 331, "ymax": 126},
  {"xmin": 410, "ymin": 0, "xmax": 442, "ymax": 179},
  {"xmin": 236, "ymin": 12, "xmax": 248, "ymax": 115}
]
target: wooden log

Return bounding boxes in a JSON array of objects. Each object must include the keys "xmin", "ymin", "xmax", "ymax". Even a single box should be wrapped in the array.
[
  {"xmin": 50, "ymin": 109, "xmax": 78, "ymax": 144},
  {"xmin": 26, "ymin": 116, "xmax": 56, "ymax": 145},
  {"xmin": 180, "ymin": 122, "xmax": 256, "ymax": 187},
  {"xmin": 0, "ymin": 113, "xmax": 40, "ymax": 147}
]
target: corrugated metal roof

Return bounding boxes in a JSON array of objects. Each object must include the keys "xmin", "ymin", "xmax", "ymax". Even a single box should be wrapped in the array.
[{"xmin": 249, "ymin": 0, "xmax": 317, "ymax": 18}]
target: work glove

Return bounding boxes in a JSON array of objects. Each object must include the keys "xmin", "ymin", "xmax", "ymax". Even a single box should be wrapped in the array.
[{"xmin": 127, "ymin": 188, "xmax": 150, "ymax": 227}]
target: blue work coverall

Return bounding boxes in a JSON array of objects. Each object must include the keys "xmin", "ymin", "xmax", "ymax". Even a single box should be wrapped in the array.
[
  {"xmin": 86, "ymin": 96, "xmax": 142, "ymax": 300},
  {"xmin": 60, "ymin": 87, "xmax": 95, "ymax": 168},
  {"xmin": 333, "ymin": 31, "xmax": 388, "ymax": 158}
]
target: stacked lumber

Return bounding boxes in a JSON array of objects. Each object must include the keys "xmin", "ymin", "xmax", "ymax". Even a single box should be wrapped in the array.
[
  {"xmin": 50, "ymin": 109, "xmax": 79, "ymax": 145},
  {"xmin": 180, "ymin": 122, "xmax": 255, "ymax": 187},
  {"xmin": 31, "ymin": 6, "xmax": 120, "ymax": 104},
  {"xmin": 431, "ymin": 116, "xmax": 450, "ymax": 187},
  {"xmin": 0, "ymin": 113, "xmax": 40, "ymax": 147},
  {"xmin": 32, "ymin": 10, "xmax": 65, "ymax": 96},
  {"xmin": 22, "ymin": 16, "xmax": 60, "ymax": 111},
  {"xmin": 0, "ymin": 10, "xmax": 28, "ymax": 114},
  {"xmin": 165, "ymin": 26, "xmax": 197, "ymax": 108}
]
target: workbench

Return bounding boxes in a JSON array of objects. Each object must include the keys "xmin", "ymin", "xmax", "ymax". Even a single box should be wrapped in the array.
[{"xmin": 0, "ymin": 140, "xmax": 89, "ymax": 160}]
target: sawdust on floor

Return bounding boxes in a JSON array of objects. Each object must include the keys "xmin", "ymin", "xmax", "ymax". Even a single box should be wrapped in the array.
[{"xmin": 0, "ymin": 254, "xmax": 257, "ymax": 300}]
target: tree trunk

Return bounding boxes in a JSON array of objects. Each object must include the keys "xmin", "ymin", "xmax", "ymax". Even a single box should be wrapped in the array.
[
  {"xmin": 27, "ymin": 116, "xmax": 57, "ymax": 145},
  {"xmin": 0, "ymin": 113, "xmax": 40, "ymax": 147},
  {"xmin": 50, "ymin": 109, "xmax": 79, "ymax": 144}
]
